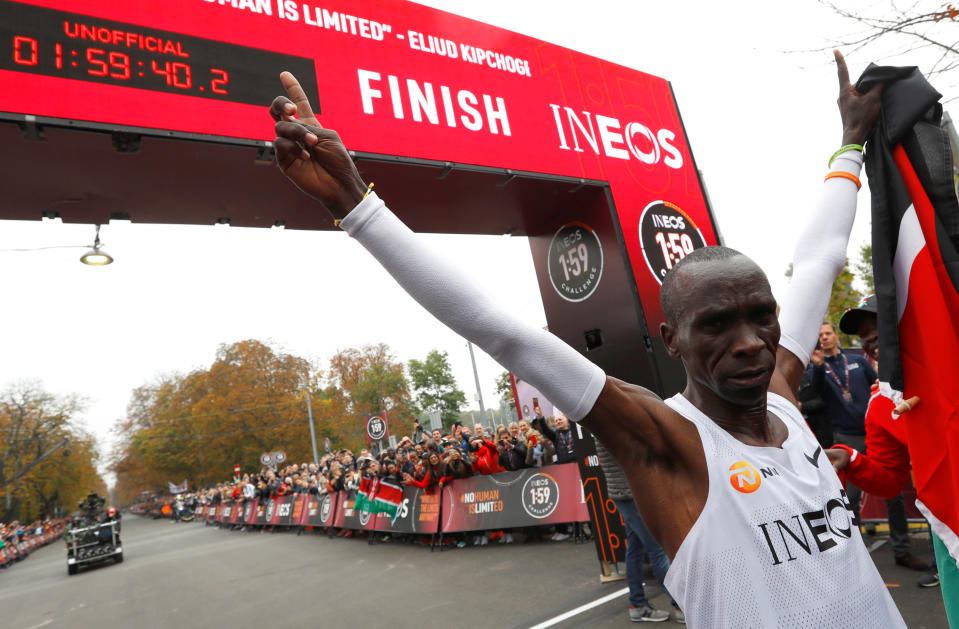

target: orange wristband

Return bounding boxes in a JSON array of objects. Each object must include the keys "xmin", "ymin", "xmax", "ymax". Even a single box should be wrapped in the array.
[{"xmin": 824, "ymin": 171, "xmax": 861, "ymax": 190}]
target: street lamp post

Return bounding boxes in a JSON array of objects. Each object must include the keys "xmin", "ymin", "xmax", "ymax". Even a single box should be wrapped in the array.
[
  {"xmin": 467, "ymin": 341, "xmax": 488, "ymax": 424},
  {"xmin": 302, "ymin": 391, "xmax": 320, "ymax": 464}
]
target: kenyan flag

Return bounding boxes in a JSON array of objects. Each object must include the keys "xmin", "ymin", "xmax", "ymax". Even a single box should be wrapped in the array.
[
  {"xmin": 370, "ymin": 478, "xmax": 403, "ymax": 521},
  {"xmin": 859, "ymin": 62, "xmax": 959, "ymax": 622},
  {"xmin": 354, "ymin": 476, "xmax": 374, "ymax": 512}
]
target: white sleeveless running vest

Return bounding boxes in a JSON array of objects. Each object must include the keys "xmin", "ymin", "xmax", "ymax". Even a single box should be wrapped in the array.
[{"xmin": 663, "ymin": 392, "xmax": 905, "ymax": 628}]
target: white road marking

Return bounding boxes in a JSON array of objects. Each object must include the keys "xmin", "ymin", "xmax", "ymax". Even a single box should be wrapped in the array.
[
  {"xmin": 527, "ymin": 586, "xmax": 629, "ymax": 629},
  {"xmin": 23, "ymin": 619, "xmax": 53, "ymax": 629},
  {"xmin": 868, "ymin": 539, "xmax": 888, "ymax": 554}
]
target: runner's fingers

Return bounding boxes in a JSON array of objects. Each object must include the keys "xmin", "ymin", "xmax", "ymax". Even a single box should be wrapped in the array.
[
  {"xmin": 275, "ymin": 120, "xmax": 319, "ymax": 148},
  {"xmin": 834, "ymin": 50, "xmax": 850, "ymax": 90},
  {"xmin": 269, "ymin": 96, "xmax": 298, "ymax": 122},
  {"xmin": 273, "ymin": 137, "xmax": 309, "ymax": 168},
  {"xmin": 280, "ymin": 71, "xmax": 320, "ymax": 126}
]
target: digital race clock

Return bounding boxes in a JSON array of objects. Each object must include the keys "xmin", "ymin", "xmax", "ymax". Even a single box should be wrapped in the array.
[{"xmin": 0, "ymin": 0, "xmax": 318, "ymax": 108}]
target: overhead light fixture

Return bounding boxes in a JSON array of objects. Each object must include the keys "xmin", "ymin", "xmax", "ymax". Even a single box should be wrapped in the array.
[{"xmin": 80, "ymin": 224, "xmax": 113, "ymax": 266}]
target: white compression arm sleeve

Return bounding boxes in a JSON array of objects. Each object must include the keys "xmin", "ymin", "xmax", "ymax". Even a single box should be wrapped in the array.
[
  {"xmin": 339, "ymin": 193, "xmax": 607, "ymax": 421},
  {"xmin": 778, "ymin": 151, "xmax": 863, "ymax": 366}
]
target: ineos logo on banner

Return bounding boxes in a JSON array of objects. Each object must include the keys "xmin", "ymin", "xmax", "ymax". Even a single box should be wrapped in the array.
[
  {"xmin": 638, "ymin": 201, "xmax": 707, "ymax": 285},
  {"xmin": 367, "ymin": 415, "xmax": 387, "ymax": 441},
  {"xmin": 521, "ymin": 472, "xmax": 560, "ymax": 519},
  {"xmin": 265, "ymin": 500, "xmax": 276, "ymax": 520},
  {"xmin": 547, "ymin": 222, "xmax": 603, "ymax": 302}
]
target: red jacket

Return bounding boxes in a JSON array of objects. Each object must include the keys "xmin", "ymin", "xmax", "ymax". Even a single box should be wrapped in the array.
[
  {"xmin": 833, "ymin": 383, "xmax": 911, "ymax": 499},
  {"xmin": 405, "ymin": 469, "xmax": 451, "ymax": 493},
  {"xmin": 471, "ymin": 439, "xmax": 505, "ymax": 475}
]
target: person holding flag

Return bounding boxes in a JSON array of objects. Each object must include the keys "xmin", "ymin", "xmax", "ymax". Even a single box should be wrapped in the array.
[
  {"xmin": 827, "ymin": 297, "xmax": 952, "ymax": 603},
  {"xmin": 824, "ymin": 60, "xmax": 959, "ymax": 625}
]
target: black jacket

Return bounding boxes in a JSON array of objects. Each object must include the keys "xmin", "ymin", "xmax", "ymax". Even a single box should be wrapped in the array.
[
  {"xmin": 533, "ymin": 416, "xmax": 575, "ymax": 463},
  {"xmin": 497, "ymin": 441, "xmax": 529, "ymax": 471}
]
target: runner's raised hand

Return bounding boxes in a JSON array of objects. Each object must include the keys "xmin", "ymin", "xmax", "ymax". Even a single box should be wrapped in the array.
[
  {"xmin": 269, "ymin": 72, "xmax": 367, "ymax": 217},
  {"xmin": 834, "ymin": 50, "xmax": 882, "ymax": 146}
]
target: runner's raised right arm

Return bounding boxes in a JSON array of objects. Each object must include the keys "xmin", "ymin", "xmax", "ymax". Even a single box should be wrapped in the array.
[{"xmin": 268, "ymin": 76, "xmax": 672, "ymax": 466}]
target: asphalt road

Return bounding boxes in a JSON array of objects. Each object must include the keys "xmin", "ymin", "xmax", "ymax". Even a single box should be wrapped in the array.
[{"xmin": 0, "ymin": 515, "xmax": 949, "ymax": 629}]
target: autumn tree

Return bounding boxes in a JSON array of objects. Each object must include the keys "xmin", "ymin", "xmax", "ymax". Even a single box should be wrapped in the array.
[
  {"xmin": 0, "ymin": 380, "xmax": 104, "ymax": 521},
  {"xmin": 21, "ymin": 430, "xmax": 104, "ymax": 521},
  {"xmin": 112, "ymin": 340, "xmax": 422, "ymax": 500},
  {"xmin": 327, "ymin": 343, "xmax": 416, "ymax": 447},
  {"xmin": 407, "ymin": 350, "xmax": 467, "ymax": 427},
  {"xmin": 111, "ymin": 340, "xmax": 322, "ymax": 500}
]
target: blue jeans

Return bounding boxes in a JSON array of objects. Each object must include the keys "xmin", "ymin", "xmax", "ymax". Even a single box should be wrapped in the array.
[{"xmin": 613, "ymin": 499, "xmax": 677, "ymax": 609}]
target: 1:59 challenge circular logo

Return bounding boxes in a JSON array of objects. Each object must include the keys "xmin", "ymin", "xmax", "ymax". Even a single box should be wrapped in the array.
[
  {"xmin": 319, "ymin": 494, "xmax": 333, "ymax": 524},
  {"xmin": 521, "ymin": 472, "xmax": 560, "ymax": 519},
  {"xmin": 366, "ymin": 416, "xmax": 387, "ymax": 441},
  {"xmin": 638, "ymin": 201, "xmax": 707, "ymax": 285},
  {"xmin": 547, "ymin": 222, "xmax": 604, "ymax": 302}
]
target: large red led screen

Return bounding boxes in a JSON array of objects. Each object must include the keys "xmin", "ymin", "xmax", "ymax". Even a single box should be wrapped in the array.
[{"xmin": 0, "ymin": 0, "xmax": 718, "ymax": 330}]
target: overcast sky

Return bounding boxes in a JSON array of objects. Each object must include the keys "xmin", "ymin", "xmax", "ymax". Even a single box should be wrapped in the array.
[{"xmin": 2, "ymin": 1, "xmax": 950, "ymax": 482}]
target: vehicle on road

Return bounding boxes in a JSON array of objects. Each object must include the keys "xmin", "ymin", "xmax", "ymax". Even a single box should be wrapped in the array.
[
  {"xmin": 173, "ymin": 495, "xmax": 195, "ymax": 522},
  {"xmin": 65, "ymin": 493, "xmax": 122, "ymax": 575}
]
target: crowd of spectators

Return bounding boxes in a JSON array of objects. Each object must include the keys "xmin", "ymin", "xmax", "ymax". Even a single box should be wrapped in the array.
[
  {"xmin": 190, "ymin": 410, "xmax": 580, "ymax": 546},
  {"xmin": 0, "ymin": 518, "xmax": 64, "ymax": 569}
]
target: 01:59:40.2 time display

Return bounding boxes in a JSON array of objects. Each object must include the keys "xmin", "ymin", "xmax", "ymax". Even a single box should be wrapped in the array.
[{"xmin": 11, "ymin": 35, "xmax": 230, "ymax": 95}]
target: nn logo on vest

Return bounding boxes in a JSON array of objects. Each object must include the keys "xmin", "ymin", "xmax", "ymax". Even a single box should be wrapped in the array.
[{"xmin": 729, "ymin": 461, "xmax": 762, "ymax": 493}]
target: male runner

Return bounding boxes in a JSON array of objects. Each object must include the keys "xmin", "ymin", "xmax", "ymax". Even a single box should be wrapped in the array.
[{"xmin": 268, "ymin": 52, "xmax": 904, "ymax": 626}]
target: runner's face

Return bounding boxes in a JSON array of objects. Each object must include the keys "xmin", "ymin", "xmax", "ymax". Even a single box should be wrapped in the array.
[
  {"xmin": 664, "ymin": 258, "xmax": 779, "ymax": 407},
  {"xmin": 856, "ymin": 315, "xmax": 879, "ymax": 362}
]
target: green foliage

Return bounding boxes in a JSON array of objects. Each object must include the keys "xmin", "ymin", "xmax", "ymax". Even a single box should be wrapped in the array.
[
  {"xmin": 826, "ymin": 260, "xmax": 863, "ymax": 330},
  {"xmin": 785, "ymin": 257, "xmax": 864, "ymax": 347},
  {"xmin": 407, "ymin": 350, "xmax": 467, "ymax": 427},
  {"xmin": 854, "ymin": 242, "xmax": 874, "ymax": 294},
  {"xmin": 494, "ymin": 371, "xmax": 516, "ymax": 411}
]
